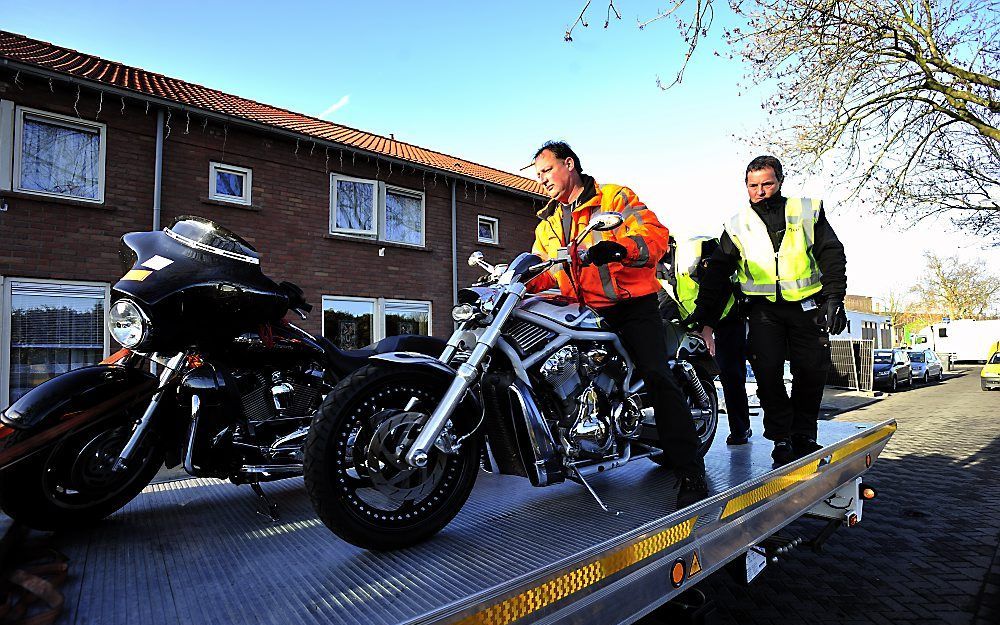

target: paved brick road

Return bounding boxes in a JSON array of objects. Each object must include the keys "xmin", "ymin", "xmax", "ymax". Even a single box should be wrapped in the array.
[{"xmin": 655, "ymin": 367, "xmax": 1000, "ymax": 625}]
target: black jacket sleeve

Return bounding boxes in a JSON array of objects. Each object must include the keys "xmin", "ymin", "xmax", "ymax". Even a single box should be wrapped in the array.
[
  {"xmin": 813, "ymin": 203, "xmax": 847, "ymax": 302},
  {"xmin": 691, "ymin": 232, "xmax": 741, "ymax": 328}
]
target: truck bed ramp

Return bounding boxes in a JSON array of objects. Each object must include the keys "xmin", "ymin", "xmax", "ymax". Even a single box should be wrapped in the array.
[{"xmin": 48, "ymin": 417, "xmax": 895, "ymax": 625}]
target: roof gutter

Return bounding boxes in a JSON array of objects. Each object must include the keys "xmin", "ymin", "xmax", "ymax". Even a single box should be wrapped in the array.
[{"xmin": 0, "ymin": 59, "xmax": 544, "ymax": 201}]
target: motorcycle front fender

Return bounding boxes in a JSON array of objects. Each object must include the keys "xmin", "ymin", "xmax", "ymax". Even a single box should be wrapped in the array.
[
  {"xmin": 367, "ymin": 352, "xmax": 483, "ymax": 429},
  {"xmin": 0, "ymin": 365, "xmax": 158, "ymax": 471}
]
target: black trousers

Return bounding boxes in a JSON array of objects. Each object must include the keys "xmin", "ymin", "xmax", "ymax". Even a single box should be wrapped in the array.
[
  {"xmin": 601, "ymin": 294, "xmax": 704, "ymax": 474},
  {"xmin": 714, "ymin": 315, "xmax": 749, "ymax": 435},
  {"xmin": 747, "ymin": 300, "xmax": 831, "ymax": 442}
]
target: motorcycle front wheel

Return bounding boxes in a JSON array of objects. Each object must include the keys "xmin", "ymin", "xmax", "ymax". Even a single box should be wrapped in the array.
[
  {"xmin": 304, "ymin": 364, "xmax": 480, "ymax": 550},
  {"xmin": 0, "ymin": 416, "xmax": 166, "ymax": 531}
]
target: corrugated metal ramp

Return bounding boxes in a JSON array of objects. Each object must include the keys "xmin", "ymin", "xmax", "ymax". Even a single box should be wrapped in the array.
[{"xmin": 46, "ymin": 418, "xmax": 888, "ymax": 625}]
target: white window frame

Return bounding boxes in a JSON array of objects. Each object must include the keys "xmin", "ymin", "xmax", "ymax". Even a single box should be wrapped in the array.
[
  {"xmin": 477, "ymin": 215, "xmax": 499, "ymax": 245},
  {"xmin": 321, "ymin": 295, "xmax": 432, "ymax": 345},
  {"xmin": 384, "ymin": 185, "xmax": 426, "ymax": 247},
  {"xmin": 382, "ymin": 298, "xmax": 433, "ymax": 337},
  {"xmin": 12, "ymin": 105, "xmax": 107, "ymax": 203},
  {"xmin": 330, "ymin": 175, "xmax": 380, "ymax": 238},
  {"xmin": 1, "ymin": 277, "xmax": 110, "ymax": 408},
  {"xmin": 329, "ymin": 174, "xmax": 426, "ymax": 247},
  {"xmin": 0, "ymin": 100, "xmax": 13, "ymax": 192},
  {"xmin": 209, "ymin": 161, "xmax": 252, "ymax": 205}
]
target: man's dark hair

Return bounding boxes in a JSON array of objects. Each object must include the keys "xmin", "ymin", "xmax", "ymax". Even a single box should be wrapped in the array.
[
  {"xmin": 534, "ymin": 141, "xmax": 584, "ymax": 174},
  {"xmin": 745, "ymin": 155, "xmax": 784, "ymax": 183}
]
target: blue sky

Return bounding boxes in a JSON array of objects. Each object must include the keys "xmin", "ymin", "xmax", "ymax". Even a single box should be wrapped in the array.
[{"xmin": 5, "ymin": 1, "xmax": 997, "ymax": 303}]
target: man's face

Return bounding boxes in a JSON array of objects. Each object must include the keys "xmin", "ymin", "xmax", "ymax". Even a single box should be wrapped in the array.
[
  {"xmin": 534, "ymin": 149, "xmax": 578, "ymax": 203},
  {"xmin": 746, "ymin": 167, "xmax": 781, "ymax": 203}
]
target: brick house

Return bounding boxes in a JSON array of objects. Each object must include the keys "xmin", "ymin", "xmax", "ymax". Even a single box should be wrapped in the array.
[{"xmin": 0, "ymin": 31, "xmax": 545, "ymax": 407}]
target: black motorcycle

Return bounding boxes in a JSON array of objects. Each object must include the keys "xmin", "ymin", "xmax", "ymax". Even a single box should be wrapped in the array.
[{"xmin": 0, "ymin": 216, "xmax": 444, "ymax": 529}]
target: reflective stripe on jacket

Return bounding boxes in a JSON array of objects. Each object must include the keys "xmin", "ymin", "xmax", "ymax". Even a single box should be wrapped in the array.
[
  {"xmin": 725, "ymin": 197, "xmax": 823, "ymax": 302},
  {"xmin": 529, "ymin": 181, "xmax": 667, "ymax": 308},
  {"xmin": 659, "ymin": 236, "xmax": 734, "ymax": 319}
]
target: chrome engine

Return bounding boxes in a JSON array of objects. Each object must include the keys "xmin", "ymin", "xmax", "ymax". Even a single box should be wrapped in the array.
[{"xmin": 540, "ymin": 345, "xmax": 641, "ymax": 460}]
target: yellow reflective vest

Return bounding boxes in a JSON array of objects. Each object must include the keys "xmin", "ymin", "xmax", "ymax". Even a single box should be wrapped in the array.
[
  {"xmin": 659, "ymin": 236, "xmax": 735, "ymax": 320},
  {"xmin": 725, "ymin": 197, "xmax": 823, "ymax": 302}
]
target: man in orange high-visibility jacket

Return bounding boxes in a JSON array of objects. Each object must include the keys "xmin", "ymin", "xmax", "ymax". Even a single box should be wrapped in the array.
[{"xmin": 528, "ymin": 141, "xmax": 708, "ymax": 509}]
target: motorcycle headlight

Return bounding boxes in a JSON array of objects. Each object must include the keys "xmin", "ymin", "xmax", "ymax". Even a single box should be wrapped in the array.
[
  {"xmin": 109, "ymin": 299, "xmax": 148, "ymax": 348},
  {"xmin": 452, "ymin": 303, "xmax": 478, "ymax": 322}
]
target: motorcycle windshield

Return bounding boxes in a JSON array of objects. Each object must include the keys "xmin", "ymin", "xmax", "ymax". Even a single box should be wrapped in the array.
[{"xmin": 115, "ymin": 216, "xmax": 280, "ymax": 305}]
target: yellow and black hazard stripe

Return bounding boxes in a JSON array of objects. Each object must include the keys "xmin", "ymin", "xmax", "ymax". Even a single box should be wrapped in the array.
[
  {"xmin": 455, "ymin": 516, "xmax": 697, "ymax": 625},
  {"xmin": 721, "ymin": 421, "xmax": 896, "ymax": 520}
]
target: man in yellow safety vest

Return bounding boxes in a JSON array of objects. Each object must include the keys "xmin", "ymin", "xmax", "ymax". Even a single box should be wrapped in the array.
[
  {"xmin": 691, "ymin": 156, "xmax": 848, "ymax": 466},
  {"xmin": 657, "ymin": 235, "xmax": 751, "ymax": 446}
]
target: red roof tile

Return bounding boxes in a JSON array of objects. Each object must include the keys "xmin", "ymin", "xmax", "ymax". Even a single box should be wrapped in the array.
[{"xmin": 0, "ymin": 30, "xmax": 544, "ymax": 197}]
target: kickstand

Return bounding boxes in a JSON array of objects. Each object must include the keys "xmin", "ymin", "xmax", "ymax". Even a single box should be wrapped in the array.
[
  {"xmin": 250, "ymin": 482, "xmax": 280, "ymax": 522},
  {"xmin": 571, "ymin": 467, "xmax": 621, "ymax": 516}
]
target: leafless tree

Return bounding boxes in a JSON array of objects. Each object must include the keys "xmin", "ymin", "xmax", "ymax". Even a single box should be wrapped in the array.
[
  {"xmin": 877, "ymin": 287, "xmax": 942, "ymax": 343},
  {"xmin": 565, "ymin": 1, "xmax": 1000, "ymax": 238},
  {"xmin": 913, "ymin": 249, "xmax": 1000, "ymax": 319}
]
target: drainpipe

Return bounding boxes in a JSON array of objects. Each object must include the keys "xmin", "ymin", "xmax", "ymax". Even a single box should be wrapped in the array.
[
  {"xmin": 152, "ymin": 109, "xmax": 164, "ymax": 230},
  {"xmin": 451, "ymin": 178, "xmax": 458, "ymax": 306}
]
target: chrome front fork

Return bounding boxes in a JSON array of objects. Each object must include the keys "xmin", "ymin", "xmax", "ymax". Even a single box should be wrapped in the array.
[
  {"xmin": 112, "ymin": 352, "xmax": 187, "ymax": 472},
  {"xmin": 404, "ymin": 284, "xmax": 526, "ymax": 468}
]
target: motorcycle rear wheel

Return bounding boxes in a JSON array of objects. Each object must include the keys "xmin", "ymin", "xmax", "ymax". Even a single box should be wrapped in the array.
[
  {"xmin": 304, "ymin": 364, "xmax": 480, "ymax": 550},
  {"xmin": 0, "ymin": 417, "xmax": 165, "ymax": 531},
  {"xmin": 649, "ymin": 376, "xmax": 719, "ymax": 466}
]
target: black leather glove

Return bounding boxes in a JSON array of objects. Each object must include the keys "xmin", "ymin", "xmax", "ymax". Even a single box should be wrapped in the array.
[
  {"xmin": 582, "ymin": 240, "xmax": 627, "ymax": 266},
  {"xmin": 821, "ymin": 299, "xmax": 847, "ymax": 335}
]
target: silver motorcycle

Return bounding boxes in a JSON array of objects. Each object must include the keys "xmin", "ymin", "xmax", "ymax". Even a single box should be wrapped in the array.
[{"xmin": 303, "ymin": 213, "xmax": 719, "ymax": 550}]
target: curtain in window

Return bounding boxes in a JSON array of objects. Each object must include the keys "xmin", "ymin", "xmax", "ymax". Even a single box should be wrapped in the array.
[
  {"xmin": 19, "ymin": 116, "xmax": 100, "ymax": 199},
  {"xmin": 9, "ymin": 282, "xmax": 106, "ymax": 403},
  {"xmin": 385, "ymin": 191, "xmax": 422, "ymax": 244}
]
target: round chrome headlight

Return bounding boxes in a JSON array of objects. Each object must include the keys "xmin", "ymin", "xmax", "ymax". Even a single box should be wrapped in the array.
[
  {"xmin": 452, "ymin": 303, "xmax": 478, "ymax": 322},
  {"xmin": 109, "ymin": 299, "xmax": 148, "ymax": 348}
]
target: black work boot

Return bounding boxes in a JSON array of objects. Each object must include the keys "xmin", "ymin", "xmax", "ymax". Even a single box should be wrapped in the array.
[
  {"xmin": 676, "ymin": 470, "xmax": 709, "ymax": 509},
  {"xmin": 792, "ymin": 434, "xmax": 822, "ymax": 459},
  {"xmin": 726, "ymin": 428, "xmax": 752, "ymax": 445},
  {"xmin": 771, "ymin": 439, "xmax": 795, "ymax": 466}
]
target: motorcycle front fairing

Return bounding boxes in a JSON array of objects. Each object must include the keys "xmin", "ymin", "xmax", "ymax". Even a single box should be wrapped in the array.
[{"xmin": 115, "ymin": 221, "xmax": 290, "ymax": 350}]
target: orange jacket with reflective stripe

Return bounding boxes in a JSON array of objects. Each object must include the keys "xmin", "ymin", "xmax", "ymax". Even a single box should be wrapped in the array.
[{"xmin": 528, "ymin": 181, "xmax": 669, "ymax": 309}]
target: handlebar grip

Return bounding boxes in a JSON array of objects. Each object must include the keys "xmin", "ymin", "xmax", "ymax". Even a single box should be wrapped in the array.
[{"xmin": 578, "ymin": 248, "xmax": 592, "ymax": 266}]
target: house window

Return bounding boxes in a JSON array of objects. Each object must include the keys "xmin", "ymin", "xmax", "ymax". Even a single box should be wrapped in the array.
[
  {"xmin": 322, "ymin": 296, "xmax": 431, "ymax": 350},
  {"xmin": 478, "ymin": 215, "xmax": 499, "ymax": 244},
  {"xmin": 1, "ymin": 279, "xmax": 109, "ymax": 407},
  {"xmin": 939, "ymin": 327, "xmax": 948, "ymax": 338},
  {"xmin": 329, "ymin": 175, "xmax": 425, "ymax": 246},
  {"xmin": 384, "ymin": 299, "xmax": 431, "ymax": 337},
  {"xmin": 13, "ymin": 106, "xmax": 107, "ymax": 202},
  {"xmin": 209, "ymin": 162, "xmax": 252, "ymax": 205}
]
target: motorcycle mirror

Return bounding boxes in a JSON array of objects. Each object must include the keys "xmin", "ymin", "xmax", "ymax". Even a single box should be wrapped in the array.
[
  {"xmin": 592, "ymin": 213, "xmax": 624, "ymax": 231},
  {"xmin": 574, "ymin": 212, "xmax": 624, "ymax": 245},
  {"xmin": 468, "ymin": 251, "xmax": 485, "ymax": 267}
]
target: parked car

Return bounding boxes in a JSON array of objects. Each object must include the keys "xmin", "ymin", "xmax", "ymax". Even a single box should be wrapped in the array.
[
  {"xmin": 873, "ymin": 348, "xmax": 912, "ymax": 392},
  {"xmin": 907, "ymin": 348, "xmax": 944, "ymax": 383},
  {"xmin": 982, "ymin": 351, "xmax": 1000, "ymax": 391}
]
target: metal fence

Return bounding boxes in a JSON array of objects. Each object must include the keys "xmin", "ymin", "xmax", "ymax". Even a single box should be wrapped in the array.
[{"xmin": 828, "ymin": 339, "xmax": 875, "ymax": 392}]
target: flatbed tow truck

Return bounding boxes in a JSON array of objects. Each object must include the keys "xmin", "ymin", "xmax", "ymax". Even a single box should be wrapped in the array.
[{"xmin": 0, "ymin": 416, "xmax": 894, "ymax": 625}]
